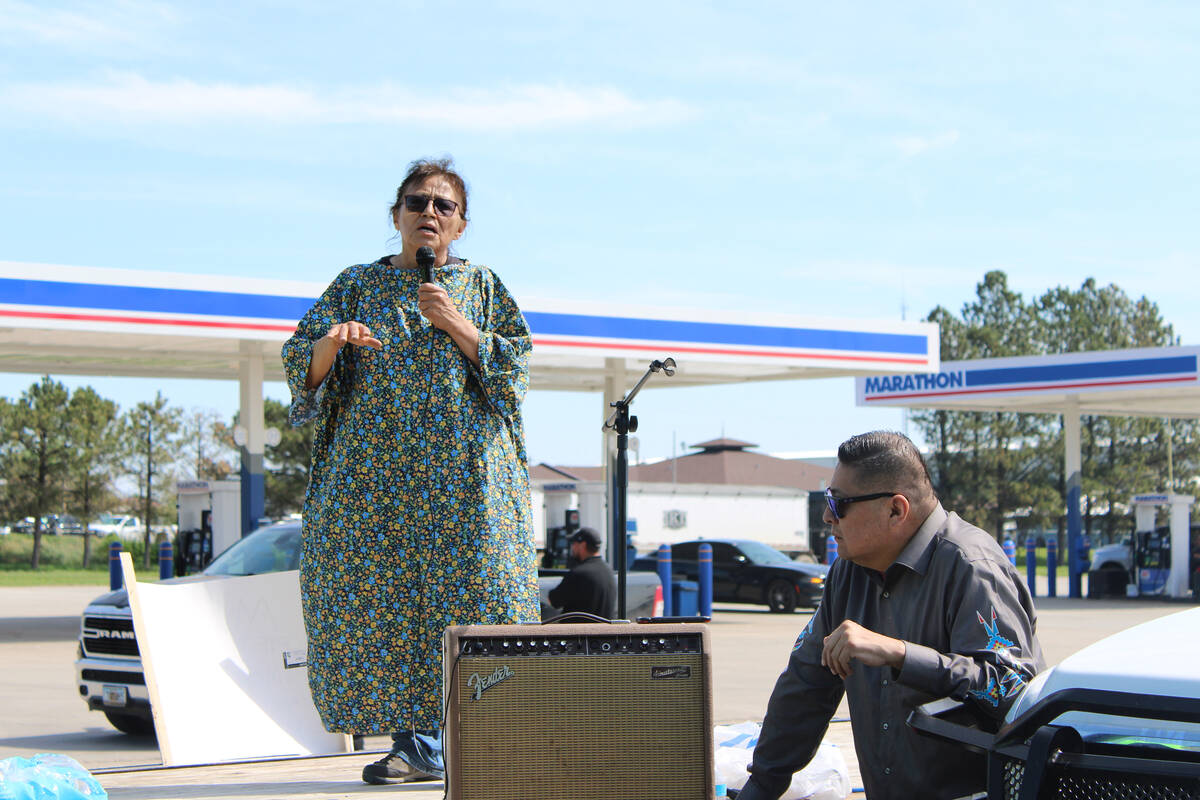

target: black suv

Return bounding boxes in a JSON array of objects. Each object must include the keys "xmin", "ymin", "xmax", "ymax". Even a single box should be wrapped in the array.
[{"xmin": 636, "ymin": 538, "xmax": 827, "ymax": 613}]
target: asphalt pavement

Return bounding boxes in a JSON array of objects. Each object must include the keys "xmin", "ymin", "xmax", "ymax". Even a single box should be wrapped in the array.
[{"xmin": 0, "ymin": 582, "xmax": 1190, "ymax": 785}]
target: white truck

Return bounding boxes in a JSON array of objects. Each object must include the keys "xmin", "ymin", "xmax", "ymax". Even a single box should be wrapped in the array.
[{"xmin": 909, "ymin": 606, "xmax": 1200, "ymax": 798}]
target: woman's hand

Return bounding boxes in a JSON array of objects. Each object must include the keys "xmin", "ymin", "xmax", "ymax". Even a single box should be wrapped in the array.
[
  {"xmin": 419, "ymin": 284, "xmax": 481, "ymax": 366},
  {"xmin": 305, "ymin": 321, "xmax": 382, "ymax": 389},
  {"xmin": 323, "ymin": 321, "xmax": 383, "ymax": 351}
]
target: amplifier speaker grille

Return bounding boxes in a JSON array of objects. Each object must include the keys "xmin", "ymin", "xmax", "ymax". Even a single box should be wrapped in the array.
[{"xmin": 444, "ymin": 623, "xmax": 714, "ymax": 800}]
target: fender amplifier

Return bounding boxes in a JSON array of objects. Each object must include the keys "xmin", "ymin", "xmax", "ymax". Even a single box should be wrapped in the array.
[{"xmin": 443, "ymin": 622, "xmax": 714, "ymax": 800}]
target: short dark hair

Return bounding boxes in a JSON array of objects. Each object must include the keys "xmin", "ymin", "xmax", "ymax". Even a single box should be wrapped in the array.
[
  {"xmin": 837, "ymin": 430, "xmax": 933, "ymax": 501},
  {"xmin": 389, "ymin": 157, "xmax": 470, "ymax": 222}
]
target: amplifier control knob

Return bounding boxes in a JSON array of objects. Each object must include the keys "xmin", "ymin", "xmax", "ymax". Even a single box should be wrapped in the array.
[{"xmin": 640, "ymin": 639, "xmax": 649, "ymax": 651}]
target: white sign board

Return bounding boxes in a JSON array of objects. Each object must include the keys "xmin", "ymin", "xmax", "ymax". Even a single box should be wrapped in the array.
[{"xmin": 119, "ymin": 554, "xmax": 350, "ymax": 765}]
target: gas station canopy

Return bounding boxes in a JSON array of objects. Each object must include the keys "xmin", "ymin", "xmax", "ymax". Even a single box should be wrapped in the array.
[
  {"xmin": 855, "ymin": 346, "xmax": 1200, "ymax": 418},
  {"xmin": 854, "ymin": 345, "xmax": 1200, "ymax": 599},
  {"xmin": 0, "ymin": 260, "xmax": 938, "ymax": 536},
  {"xmin": 0, "ymin": 262, "xmax": 939, "ymax": 389}
]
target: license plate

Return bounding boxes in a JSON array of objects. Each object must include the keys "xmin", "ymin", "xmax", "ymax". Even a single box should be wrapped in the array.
[{"xmin": 102, "ymin": 684, "xmax": 128, "ymax": 707}]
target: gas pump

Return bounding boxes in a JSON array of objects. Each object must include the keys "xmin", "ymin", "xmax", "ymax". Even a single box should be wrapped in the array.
[
  {"xmin": 1130, "ymin": 493, "xmax": 1195, "ymax": 599},
  {"xmin": 175, "ymin": 480, "xmax": 242, "ymax": 575},
  {"xmin": 541, "ymin": 509, "xmax": 580, "ymax": 569}
]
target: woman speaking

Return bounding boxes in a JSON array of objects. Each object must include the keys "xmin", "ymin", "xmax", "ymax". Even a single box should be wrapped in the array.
[{"xmin": 282, "ymin": 157, "xmax": 539, "ymax": 784}]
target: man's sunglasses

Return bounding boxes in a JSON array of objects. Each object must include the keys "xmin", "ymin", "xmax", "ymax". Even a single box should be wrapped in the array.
[
  {"xmin": 403, "ymin": 194, "xmax": 459, "ymax": 217},
  {"xmin": 824, "ymin": 488, "xmax": 896, "ymax": 521}
]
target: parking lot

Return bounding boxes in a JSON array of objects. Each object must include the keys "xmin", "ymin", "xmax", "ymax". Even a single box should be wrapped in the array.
[{"xmin": 0, "ymin": 583, "xmax": 1189, "ymax": 798}]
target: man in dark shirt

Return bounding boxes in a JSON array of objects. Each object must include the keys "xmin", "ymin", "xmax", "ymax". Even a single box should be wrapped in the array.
[
  {"xmin": 739, "ymin": 431, "xmax": 1044, "ymax": 800},
  {"xmin": 547, "ymin": 527, "xmax": 617, "ymax": 619}
]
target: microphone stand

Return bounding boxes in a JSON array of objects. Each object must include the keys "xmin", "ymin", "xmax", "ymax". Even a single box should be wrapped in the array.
[{"xmin": 603, "ymin": 357, "xmax": 676, "ymax": 619}]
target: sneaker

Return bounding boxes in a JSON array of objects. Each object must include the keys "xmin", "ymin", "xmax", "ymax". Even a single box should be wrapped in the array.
[{"xmin": 361, "ymin": 751, "xmax": 437, "ymax": 785}]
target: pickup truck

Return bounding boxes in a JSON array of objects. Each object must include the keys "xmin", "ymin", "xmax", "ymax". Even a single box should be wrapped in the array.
[
  {"xmin": 75, "ymin": 519, "xmax": 662, "ymax": 735},
  {"xmin": 909, "ymin": 606, "xmax": 1200, "ymax": 798}
]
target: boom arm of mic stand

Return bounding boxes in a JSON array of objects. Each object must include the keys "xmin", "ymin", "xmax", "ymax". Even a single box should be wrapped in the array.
[
  {"xmin": 602, "ymin": 357, "xmax": 676, "ymax": 619},
  {"xmin": 602, "ymin": 357, "xmax": 677, "ymax": 430}
]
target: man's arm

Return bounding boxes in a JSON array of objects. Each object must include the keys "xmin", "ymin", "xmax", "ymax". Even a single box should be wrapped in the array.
[
  {"xmin": 739, "ymin": 614, "xmax": 845, "ymax": 800},
  {"xmin": 897, "ymin": 555, "xmax": 1043, "ymax": 720},
  {"xmin": 546, "ymin": 571, "xmax": 578, "ymax": 609}
]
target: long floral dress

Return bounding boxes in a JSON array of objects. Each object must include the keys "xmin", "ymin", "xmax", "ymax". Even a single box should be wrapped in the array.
[{"xmin": 282, "ymin": 256, "xmax": 540, "ymax": 734}]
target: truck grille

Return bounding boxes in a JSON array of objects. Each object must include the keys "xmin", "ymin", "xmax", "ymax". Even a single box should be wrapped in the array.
[
  {"xmin": 998, "ymin": 756, "xmax": 1200, "ymax": 800},
  {"xmin": 80, "ymin": 668, "xmax": 146, "ymax": 685},
  {"xmin": 81, "ymin": 616, "xmax": 139, "ymax": 657}
]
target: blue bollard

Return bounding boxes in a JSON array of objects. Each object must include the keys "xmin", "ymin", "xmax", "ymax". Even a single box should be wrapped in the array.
[
  {"xmin": 698, "ymin": 543, "xmax": 713, "ymax": 617},
  {"xmin": 825, "ymin": 533, "xmax": 838, "ymax": 565},
  {"xmin": 1002, "ymin": 538, "xmax": 1016, "ymax": 566},
  {"xmin": 656, "ymin": 544, "xmax": 673, "ymax": 617},
  {"xmin": 108, "ymin": 541, "xmax": 123, "ymax": 591},
  {"xmin": 1025, "ymin": 536, "xmax": 1037, "ymax": 597},
  {"xmin": 158, "ymin": 539, "xmax": 173, "ymax": 580},
  {"xmin": 1046, "ymin": 536, "xmax": 1058, "ymax": 598}
]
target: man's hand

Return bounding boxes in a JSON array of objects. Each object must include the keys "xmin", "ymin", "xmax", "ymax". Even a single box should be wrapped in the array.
[{"xmin": 820, "ymin": 620, "xmax": 906, "ymax": 679}]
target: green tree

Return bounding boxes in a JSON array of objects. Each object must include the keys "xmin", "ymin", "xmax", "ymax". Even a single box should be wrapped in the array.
[
  {"xmin": 0, "ymin": 377, "xmax": 72, "ymax": 568},
  {"xmin": 913, "ymin": 272, "xmax": 1199, "ymax": 545},
  {"xmin": 263, "ymin": 398, "xmax": 312, "ymax": 516},
  {"xmin": 123, "ymin": 392, "xmax": 182, "ymax": 567},
  {"xmin": 914, "ymin": 272, "xmax": 1059, "ymax": 538},
  {"xmin": 67, "ymin": 386, "xmax": 122, "ymax": 568},
  {"xmin": 1032, "ymin": 278, "xmax": 1195, "ymax": 544},
  {"xmin": 228, "ymin": 400, "xmax": 312, "ymax": 517},
  {"xmin": 180, "ymin": 409, "xmax": 236, "ymax": 480}
]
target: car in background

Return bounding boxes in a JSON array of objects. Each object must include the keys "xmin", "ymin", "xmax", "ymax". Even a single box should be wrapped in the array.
[
  {"xmin": 634, "ymin": 538, "xmax": 827, "ymax": 613},
  {"xmin": 87, "ymin": 513, "xmax": 143, "ymax": 541},
  {"xmin": 46, "ymin": 514, "xmax": 85, "ymax": 535},
  {"xmin": 76, "ymin": 519, "xmax": 661, "ymax": 735},
  {"xmin": 1088, "ymin": 534, "xmax": 1133, "ymax": 575}
]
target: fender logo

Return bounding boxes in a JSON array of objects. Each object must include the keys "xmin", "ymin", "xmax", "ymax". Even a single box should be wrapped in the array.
[
  {"xmin": 467, "ymin": 665, "xmax": 514, "ymax": 701},
  {"xmin": 651, "ymin": 665, "xmax": 691, "ymax": 679}
]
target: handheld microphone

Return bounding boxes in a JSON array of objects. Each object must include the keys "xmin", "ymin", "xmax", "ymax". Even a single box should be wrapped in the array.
[{"xmin": 416, "ymin": 246, "xmax": 436, "ymax": 284}]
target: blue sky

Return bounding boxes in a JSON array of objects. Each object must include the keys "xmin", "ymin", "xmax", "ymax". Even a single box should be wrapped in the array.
[{"xmin": 2, "ymin": 1, "xmax": 1198, "ymax": 466}]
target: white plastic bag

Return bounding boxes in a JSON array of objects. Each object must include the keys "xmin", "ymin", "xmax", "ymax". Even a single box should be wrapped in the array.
[
  {"xmin": 714, "ymin": 722, "xmax": 851, "ymax": 800},
  {"xmin": 0, "ymin": 754, "xmax": 107, "ymax": 800}
]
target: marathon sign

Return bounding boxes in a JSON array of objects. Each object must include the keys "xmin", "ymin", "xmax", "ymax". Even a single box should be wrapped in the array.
[
  {"xmin": 863, "ymin": 371, "xmax": 965, "ymax": 396},
  {"xmin": 856, "ymin": 349, "xmax": 1200, "ymax": 407}
]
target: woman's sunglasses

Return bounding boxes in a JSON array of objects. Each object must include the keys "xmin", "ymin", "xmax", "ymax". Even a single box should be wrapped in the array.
[
  {"xmin": 403, "ymin": 194, "xmax": 459, "ymax": 217},
  {"xmin": 824, "ymin": 488, "xmax": 897, "ymax": 520}
]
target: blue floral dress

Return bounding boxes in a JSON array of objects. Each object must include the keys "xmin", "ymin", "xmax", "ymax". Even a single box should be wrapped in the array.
[{"xmin": 282, "ymin": 256, "xmax": 540, "ymax": 734}]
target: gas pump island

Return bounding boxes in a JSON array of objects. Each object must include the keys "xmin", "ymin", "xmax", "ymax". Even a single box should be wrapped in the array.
[
  {"xmin": 176, "ymin": 480, "xmax": 242, "ymax": 575},
  {"xmin": 1130, "ymin": 492, "xmax": 1195, "ymax": 599}
]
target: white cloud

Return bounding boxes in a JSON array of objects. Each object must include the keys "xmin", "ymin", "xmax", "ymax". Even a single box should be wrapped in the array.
[
  {"xmin": 895, "ymin": 129, "xmax": 960, "ymax": 157},
  {"xmin": 0, "ymin": 72, "xmax": 695, "ymax": 131},
  {"xmin": 0, "ymin": 0, "xmax": 176, "ymax": 46}
]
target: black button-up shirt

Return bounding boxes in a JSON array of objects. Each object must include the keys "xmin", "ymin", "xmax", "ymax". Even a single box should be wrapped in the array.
[{"xmin": 740, "ymin": 505, "xmax": 1044, "ymax": 800}]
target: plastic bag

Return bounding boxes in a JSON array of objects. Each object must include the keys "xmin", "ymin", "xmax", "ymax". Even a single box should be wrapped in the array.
[
  {"xmin": 0, "ymin": 754, "xmax": 107, "ymax": 800},
  {"xmin": 714, "ymin": 721, "xmax": 851, "ymax": 800}
]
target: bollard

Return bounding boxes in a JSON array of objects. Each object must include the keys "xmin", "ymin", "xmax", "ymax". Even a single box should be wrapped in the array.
[
  {"xmin": 108, "ymin": 541, "xmax": 123, "ymax": 591},
  {"xmin": 698, "ymin": 543, "xmax": 713, "ymax": 618},
  {"xmin": 1046, "ymin": 536, "xmax": 1058, "ymax": 598},
  {"xmin": 656, "ymin": 544, "xmax": 673, "ymax": 617},
  {"xmin": 158, "ymin": 539, "xmax": 173, "ymax": 581},
  {"xmin": 825, "ymin": 533, "xmax": 838, "ymax": 565},
  {"xmin": 1025, "ymin": 536, "xmax": 1037, "ymax": 597},
  {"xmin": 1002, "ymin": 538, "xmax": 1016, "ymax": 567}
]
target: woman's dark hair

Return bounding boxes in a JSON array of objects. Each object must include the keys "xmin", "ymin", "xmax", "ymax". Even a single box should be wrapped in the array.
[
  {"xmin": 389, "ymin": 157, "xmax": 469, "ymax": 222},
  {"xmin": 837, "ymin": 430, "xmax": 934, "ymax": 500}
]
